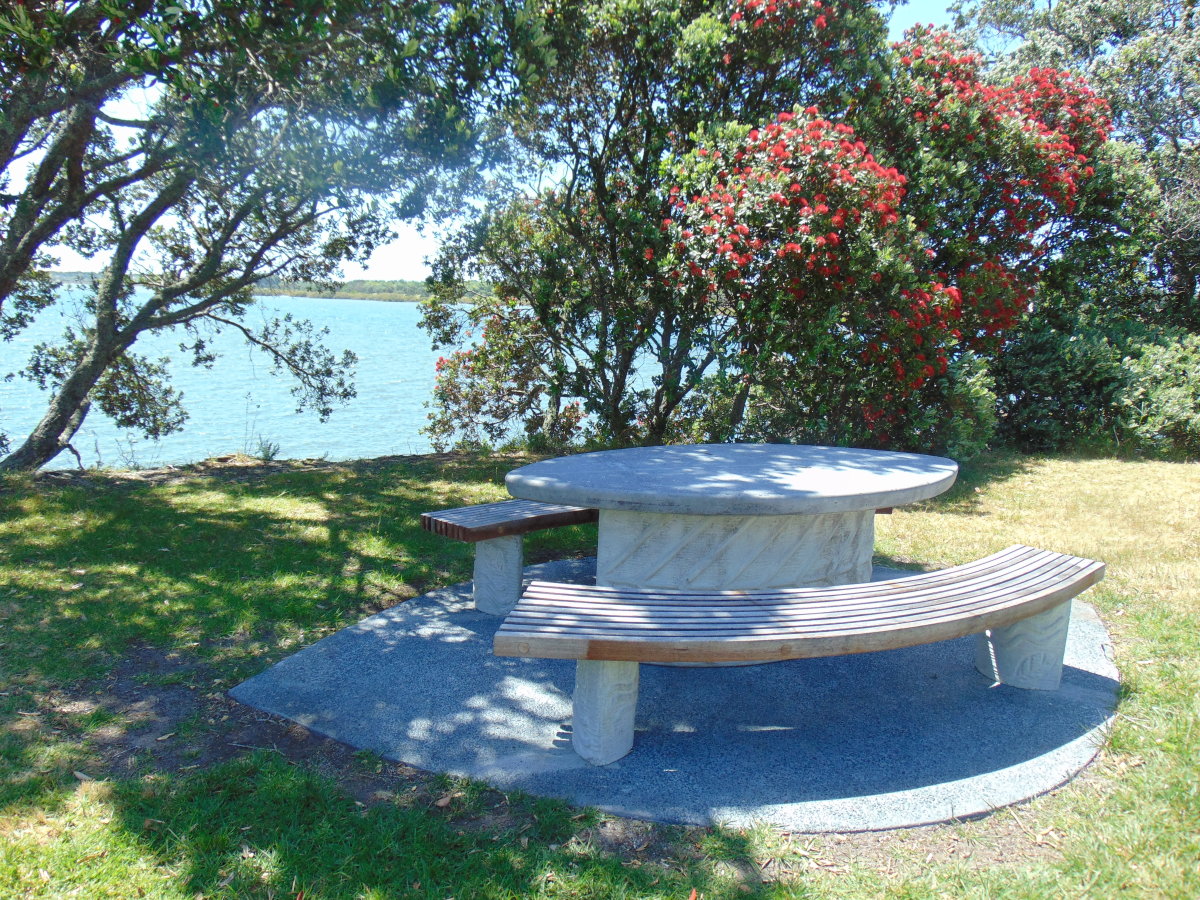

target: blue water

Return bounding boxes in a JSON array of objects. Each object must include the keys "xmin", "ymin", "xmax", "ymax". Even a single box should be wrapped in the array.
[{"xmin": 1, "ymin": 295, "xmax": 449, "ymax": 469}]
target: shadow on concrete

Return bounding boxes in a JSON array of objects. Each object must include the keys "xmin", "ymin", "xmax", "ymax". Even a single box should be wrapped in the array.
[{"xmin": 231, "ymin": 559, "xmax": 1118, "ymax": 832}]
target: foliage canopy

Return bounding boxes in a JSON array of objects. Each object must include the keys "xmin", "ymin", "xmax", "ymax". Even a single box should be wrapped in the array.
[
  {"xmin": 424, "ymin": 4, "xmax": 1125, "ymax": 455},
  {"xmin": 0, "ymin": 0, "xmax": 549, "ymax": 470}
]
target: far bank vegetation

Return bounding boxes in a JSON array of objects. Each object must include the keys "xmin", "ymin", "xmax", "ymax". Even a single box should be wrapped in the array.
[
  {"xmin": 48, "ymin": 273, "xmax": 487, "ymax": 304},
  {"xmin": 253, "ymin": 276, "xmax": 433, "ymax": 302},
  {"xmin": 255, "ymin": 277, "xmax": 491, "ymax": 302}
]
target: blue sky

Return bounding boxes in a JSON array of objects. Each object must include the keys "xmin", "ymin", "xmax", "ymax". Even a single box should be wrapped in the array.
[{"xmin": 886, "ymin": 0, "xmax": 958, "ymax": 42}]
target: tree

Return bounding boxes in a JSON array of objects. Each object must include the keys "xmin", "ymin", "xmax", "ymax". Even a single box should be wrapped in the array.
[
  {"xmin": 0, "ymin": 0, "xmax": 549, "ymax": 470},
  {"xmin": 422, "ymin": 0, "xmax": 890, "ymax": 448},
  {"xmin": 950, "ymin": 0, "xmax": 1200, "ymax": 457},
  {"xmin": 952, "ymin": 0, "xmax": 1200, "ymax": 325},
  {"xmin": 426, "ymin": 12, "xmax": 1123, "ymax": 455},
  {"xmin": 664, "ymin": 28, "xmax": 1119, "ymax": 449}
]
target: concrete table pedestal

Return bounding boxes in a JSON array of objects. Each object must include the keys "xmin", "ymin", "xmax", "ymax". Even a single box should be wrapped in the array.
[{"xmin": 596, "ymin": 507, "xmax": 876, "ymax": 590}]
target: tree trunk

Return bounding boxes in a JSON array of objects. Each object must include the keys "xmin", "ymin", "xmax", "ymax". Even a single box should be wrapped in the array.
[
  {"xmin": 0, "ymin": 339, "xmax": 114, "ymax": 471},
  {"xmin": 0, "ymin": 105, "xmax": 99, "ymax": 311},
  {"xmin": 541, "ymin": 377, "xmax": 562, "ymax": 437},
  {"xmin": 1170, "ymin": 248, "xmax": 1199, "ymax": 330},
  {"xmin": 727, "ymin": 377, "xmax": 751, "ymax": 439}
]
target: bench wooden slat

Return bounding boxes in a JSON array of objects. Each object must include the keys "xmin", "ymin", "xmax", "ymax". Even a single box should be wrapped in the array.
[
  {"xmin": 499, "ymin": 564, "xmax": 1093, "ymax": 637},
  {"xmin": 496, "ymin": 593, "xmax": 1083, "ymax": 664},
  {"xmin": 509, "ymin": 544, "xmax": 1051, "ymax": 604},
  {"xmin": 420, "ymin": 499, "xmax": 598, "ymax": 543},
  {"xmin": 500, "ymin": 552, "xmax": 1096, "ymax": 633},
  {"xmin": 499, "ymin": 575, "xmax": 1090, "ymax": 639},
  {"xmin": 502, "ymin": 563, "xmax": 1101, "ymax": 643},
  {"xmin": 500, "ymin": 555, "xmax": 1063, "ymax": 629},
  {"xmin": 505, "ymin": 548, "xmax": 1081, "ymax": 620},
  {"xmin": 493, "ymin": 546, "xmax": 1104, "ymax": 664}
]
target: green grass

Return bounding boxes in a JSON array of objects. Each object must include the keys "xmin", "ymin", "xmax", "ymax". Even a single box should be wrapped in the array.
[{"xmin": 1, "ymin": 451, "xmax": 1198, "ymax": 897}]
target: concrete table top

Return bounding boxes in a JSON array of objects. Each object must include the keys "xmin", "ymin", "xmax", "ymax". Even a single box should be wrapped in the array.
[{"xmin": 506, "ymin": 444, "xmax": 959, "ymax": 516}]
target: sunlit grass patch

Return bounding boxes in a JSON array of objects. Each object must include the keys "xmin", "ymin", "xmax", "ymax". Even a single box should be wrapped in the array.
[{"xmin": 879, "ymin": 453, "xmax": 1200, "ymax": 897}]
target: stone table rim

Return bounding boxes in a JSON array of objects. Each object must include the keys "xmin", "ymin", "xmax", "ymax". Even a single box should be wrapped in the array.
[{"xmin": 505, "ymin": 443, "xmax": 958, "ymax": 516}]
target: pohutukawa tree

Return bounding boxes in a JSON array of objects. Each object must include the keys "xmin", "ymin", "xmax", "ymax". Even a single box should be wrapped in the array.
[
  {"xmin": 424, "ymin": 8, "xmax": 1122, "ymax": 454},
  {"xmin": 665, "ymin": 109, "xmax": 929, "ymax": 434},
  {"xmin": 0, "ymin": 0, "xmax": 550, "ymax": 470},
  {"xmin": 954, "ymin": 0, "xmax": 1199, "ymax": 326},
  {"xmin": 947, "ymin": 0, "xmax": 1199, "ymax": 455},
  {"xmin": 663, "ymin": 28, "xmax": 1116, "ymax": 447},
  {"xmin": 422, "ymin": 0, "xmax": 890, "ymax": 448}
]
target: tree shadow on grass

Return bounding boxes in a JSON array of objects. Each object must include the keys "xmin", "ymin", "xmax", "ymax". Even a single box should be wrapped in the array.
[
  {"xmin": 0, "ymin": 454, "xmax": 595, "ymax": 688},
  {"xmin": 101, "ymin": 751, "xmax": 759, "ymax": 899},
  {"xmin": 0, "ymin": 453, "xmax": 602, "ymax": 847}
]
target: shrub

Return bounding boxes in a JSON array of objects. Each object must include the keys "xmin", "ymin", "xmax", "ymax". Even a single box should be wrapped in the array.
[
  {"xmin": 994, "ymin": 312, "xmax": 1200, "ymax": 459},
  {"xmin": 1122, "ymin": 334, "xmax": 1200, "ymax": 459},
  {"xmin": 925, "ymin": 352, "xmax": 998, "ymax": 460},
  {"xmin": 992, "ymin": 318, "xmax": 1129, "ymax": 452}
]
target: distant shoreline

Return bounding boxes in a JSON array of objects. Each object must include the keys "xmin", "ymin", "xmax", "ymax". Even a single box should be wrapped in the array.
[
  {"xmin": 252, "ymin": 288, "xmax": 423, "ymax": 302},
  {"xmin": 49, "ymin": 272, "xmax": 488, "ymax": 303}
]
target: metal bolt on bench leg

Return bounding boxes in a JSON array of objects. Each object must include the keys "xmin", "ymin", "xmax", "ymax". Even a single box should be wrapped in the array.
[
  {"xmin": 975, "ymin": 599, "xmax": 1072, "ymax": 691},
  {"xmin": 473, "ymin": 535, "xmax": 523, "ymax": 616},
  {"xmin": 572, "ymin": 660, "xmax": 639, "ymax": 765}
]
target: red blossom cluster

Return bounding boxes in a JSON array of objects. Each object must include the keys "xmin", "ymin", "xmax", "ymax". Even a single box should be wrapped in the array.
[
  {"xmin": 667, "ymin": 108, "xmax": 906, "ymax": 284},
  {"xmin": 895, "ymin": 31, "xmax": 1107, "ymax": 216},
  {"xmin": 667, "ymin": 108, "xmax": 965, "ymax": 396},
  {"xmin": 435, "ymin": 347, "xmax": 475, "ymax": 375},
  {"xmin": 721, "ymin": 0, "xmax": 859, "ymax": 67},
  {"xmin": 664, "ymin": 31, "xmax": 1112, "ymax": 421},
  {"xmin": 891, "ymin": 28, "xmax": 1112, "ymax": 347},
  {"xmin": 728, "ymin": 0, "xmax": 837, "ymax": 32}
]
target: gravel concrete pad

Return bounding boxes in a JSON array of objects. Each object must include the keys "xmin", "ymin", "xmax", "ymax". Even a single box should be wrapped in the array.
[{"xmin": 230, "ymin": 559, "xmax": 1118, "ymax": 832}]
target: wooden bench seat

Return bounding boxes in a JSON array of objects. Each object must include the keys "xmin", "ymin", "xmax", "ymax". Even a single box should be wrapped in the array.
[
  {"xmin": 494, "ymin": 545, "xmax": 1105, "ymax": 764},
  {"xmin": 421, "ymin": 500, "xmax": 597, "ymax": 615}
]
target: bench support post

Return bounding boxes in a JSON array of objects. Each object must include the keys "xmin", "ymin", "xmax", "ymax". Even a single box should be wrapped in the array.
[
  {"xmin": 975, "ymin": 600, "xmax": 1072, "ymax": 690},
  {"xmin": 572, "ymin": 660, "xmax": 639, "ymax": 765},
  {"xmin": 473, "ymin": 535, "xmax": 523, "ymax": 616}
]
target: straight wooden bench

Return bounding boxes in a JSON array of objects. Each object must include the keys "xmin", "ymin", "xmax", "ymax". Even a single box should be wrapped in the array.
[
  {"xmin": 421, "ymin": 499, "xmax": 598, "ymax": 615},
  {"xmin": 494, "ymin": 544, "xmax": 1105, "ymax": 764}
]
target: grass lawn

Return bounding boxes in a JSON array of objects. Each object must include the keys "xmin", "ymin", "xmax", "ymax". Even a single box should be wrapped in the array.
[{"xmin": 1, "ymin": 450, "xmax": 1197, "ymax": 898}]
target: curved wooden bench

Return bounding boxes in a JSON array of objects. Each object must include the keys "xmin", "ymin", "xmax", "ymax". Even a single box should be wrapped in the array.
[
  {"xmin": 421, "ymin": 500, "xmax": 598, "ymax": 615},
  {"xmin": 494, "ymin": 545, "xmax": 1105, "ymax": 764}
]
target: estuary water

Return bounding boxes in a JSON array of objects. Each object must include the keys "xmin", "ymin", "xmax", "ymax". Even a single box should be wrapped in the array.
[{"xmin": 1, "ymin": 295, "xmax": 449, "ymax": 469}]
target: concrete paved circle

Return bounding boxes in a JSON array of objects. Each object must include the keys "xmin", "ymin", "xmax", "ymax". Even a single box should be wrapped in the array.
[{"xmin": 230, "ymin": 558, "xmax": 1118, "ymax": 832}]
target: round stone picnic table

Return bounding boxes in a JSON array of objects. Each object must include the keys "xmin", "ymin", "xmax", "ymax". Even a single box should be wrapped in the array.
[{"xmin": 505, "ymin": 443, "xmax": 958, "ymax": 591}]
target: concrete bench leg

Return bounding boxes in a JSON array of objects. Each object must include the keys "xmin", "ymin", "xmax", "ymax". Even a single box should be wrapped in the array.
[
  {"xmin": 473, "ymin": 535, "xmax": 523, "ymax": 616},
  {"xmin": 975, "ymin": 600, "xmax": 1072, "ymax": 690},
  {"xmin": 572, "ymin": 660, "xmax": 639, "ymax": 765}
]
